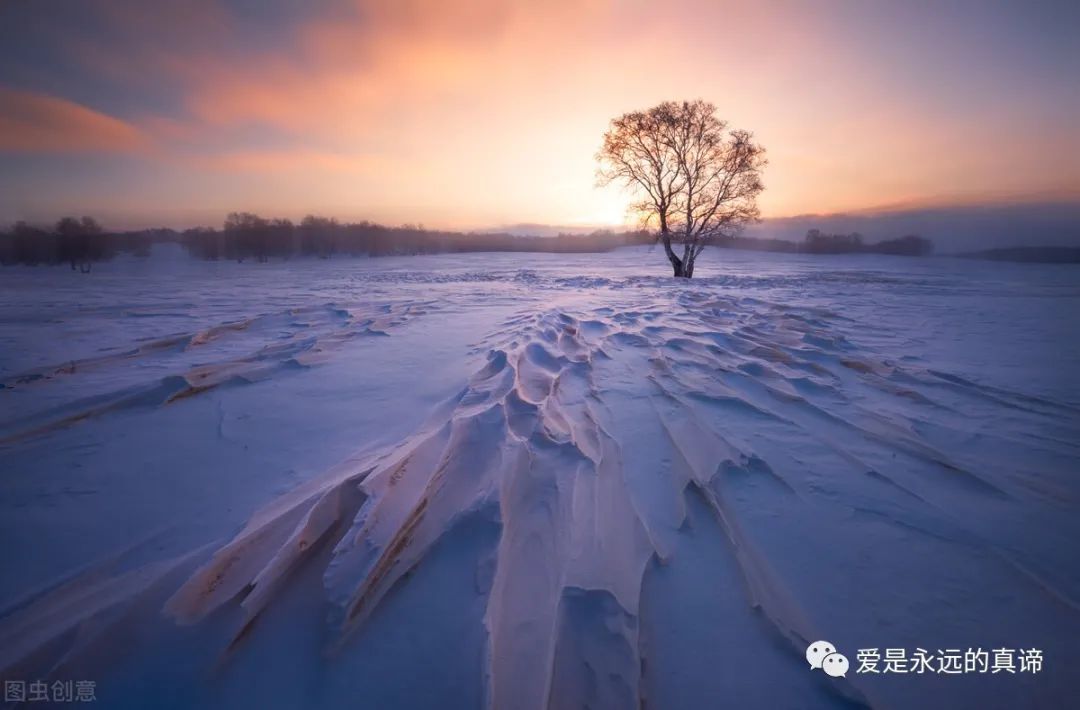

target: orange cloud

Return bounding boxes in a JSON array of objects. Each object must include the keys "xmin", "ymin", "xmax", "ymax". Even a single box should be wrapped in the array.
[
  {"xmin": 3, "ymin": 0, "xmax": 1077, "ymax": 228},
  {"xmin": 0, "ymin": 88, "xmax": 149, "ymax": 155}
]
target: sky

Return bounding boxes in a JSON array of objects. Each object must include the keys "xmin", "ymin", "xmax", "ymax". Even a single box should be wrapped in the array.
[{"xmin": 1, "ymin": 0, "xmax": 1078, "ymax": 231}]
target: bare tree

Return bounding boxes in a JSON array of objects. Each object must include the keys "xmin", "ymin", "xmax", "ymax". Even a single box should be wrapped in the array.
[
  {"xmin": 56, "ymin": 216, "xmax": 104, "ymax": 272},
  {"xmin": 597, "ymin": 100, "xmax": 766, "ymax": 277}
]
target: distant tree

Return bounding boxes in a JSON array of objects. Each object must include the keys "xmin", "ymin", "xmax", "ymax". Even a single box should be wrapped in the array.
[
  {"xmin": 176, "ymin": 214, "xmax": 660, "ymax": 262},
  {"xmin": 224, "ymin": 212, "xmax": 267, "ymax": 262},
  {"xmin": 55, "ymin": 216, "xmax": 106, "ymax": 272},
  {"xmin": 3, "ymin": 221, "xmax": 55, "ymax": 265},
  {"xmin": 299, "ymin": 215, "xmax": 340, "ymax": 258},
  {"xmin": 597, "ymin": 100, "xmax": 766, "ymax": 277},
  {"xmin": 183, "ymin": 226, "xmax": 223, "ymax": 260},
  {"xmin": 799, "ymin": 230, "xmax": 933, "ymax": 256},
  {"xmin": 803, "ymin": 229, "xmax": 864, "ymax": 254},
  {"xmin": 299, "ymin": 215, "xmax": 336, "ymax": 229},
  {"xmin": 55, "ymin": 216, "xmax": 82, "ymax": 270},
  {"xmin": 269, "ymin": 218, "xmax": 295, "ymax": 259}
]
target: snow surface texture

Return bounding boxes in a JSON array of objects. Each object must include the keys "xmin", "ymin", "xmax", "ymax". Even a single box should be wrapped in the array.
[{"xmin": 1, "ymin": 247, "xmax": 1078, "ymax": 709}]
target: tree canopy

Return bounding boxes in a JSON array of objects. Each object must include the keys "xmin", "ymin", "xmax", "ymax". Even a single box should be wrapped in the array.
[{"xmin": 598, "ymin": 100, "xmax": 766, "ymax": 277}]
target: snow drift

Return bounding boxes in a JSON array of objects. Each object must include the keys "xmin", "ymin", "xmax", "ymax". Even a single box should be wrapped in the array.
[{"xmin": 1, "ymin": 249, "xmax": 1078, "ymax": 709}]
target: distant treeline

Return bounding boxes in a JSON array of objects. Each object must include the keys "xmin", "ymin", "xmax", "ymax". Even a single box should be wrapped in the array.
[
  {"xmin": 721, "ymin": 229, "xmax": 934, "ymax": 256},
  {"xmin": 182, "ymin": 213, "xmax": 655, "ymax": 261},
  {"xmin": 2, "ymin": 215, "xmax": 937, "ymax": 269},
  {"xmin": 954, "ymin": 246, "xmax": 1080, "ymax": 264},
  {"xmin": 0, "ymin": 217, "xmax": 161, "ymax": 271},
  {"xmin": 0, "ymin": 213, "xmax": 654, "ymax": 268}
]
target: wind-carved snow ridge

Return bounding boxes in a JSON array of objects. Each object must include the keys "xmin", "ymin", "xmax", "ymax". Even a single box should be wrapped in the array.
[
  {"xmin": 315, "ymin": 309, "xmax": 660, "ymax": 708},
  {"xmin": 4, "ymin": 277, "xmax": 1079, "ymax": 709},
  {"xmin": 0, "ymin": 300, "xmax": 432, "ymax": 444},
  {"xmin": 158, "ymin": 293, "xmax": 1076, "ymax": 707}
]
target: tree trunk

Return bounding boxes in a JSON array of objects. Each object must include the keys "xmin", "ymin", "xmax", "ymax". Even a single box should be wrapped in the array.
[
  {"xmin": 684, "ymin": 245, "xmax": 705, "ymax": 278},
  {"xmin": 660, "ymin": 231, "xmax": 686, "ymax": 277}
]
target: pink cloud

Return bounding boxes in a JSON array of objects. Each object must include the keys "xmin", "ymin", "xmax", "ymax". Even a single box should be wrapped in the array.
[
  {"xmin": 5, "ymin": 0, "xmax": 1076, "ymax": 225},
  {"xmin": 0, "ymin": 88, "xmax": 150, "ymax": 154}
]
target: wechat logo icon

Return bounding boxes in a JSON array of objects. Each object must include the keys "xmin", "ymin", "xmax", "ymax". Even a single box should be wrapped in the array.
[{"xmin": 807, "ymin": 640, "xmax": 849, "ymax": 678}]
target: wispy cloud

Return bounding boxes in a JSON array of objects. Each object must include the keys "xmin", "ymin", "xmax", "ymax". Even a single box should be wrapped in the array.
[
  {"xmin": 0, "ymin": 88, "xmax": 150, "ymax": 154},
  {"xmin": 1, "ymin": 0, "xmax": 1077, "ymax": 228}
]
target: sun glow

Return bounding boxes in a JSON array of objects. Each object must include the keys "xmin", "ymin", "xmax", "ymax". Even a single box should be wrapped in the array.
[{"xmin": 0, "ymin": 1, "xmax": 1076, "ymax": 229}]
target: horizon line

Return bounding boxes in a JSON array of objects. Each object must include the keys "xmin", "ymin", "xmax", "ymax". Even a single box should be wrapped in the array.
[{"xmin": 5, "ymin": 189, "xmax": 1080, "ymax": 234}]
